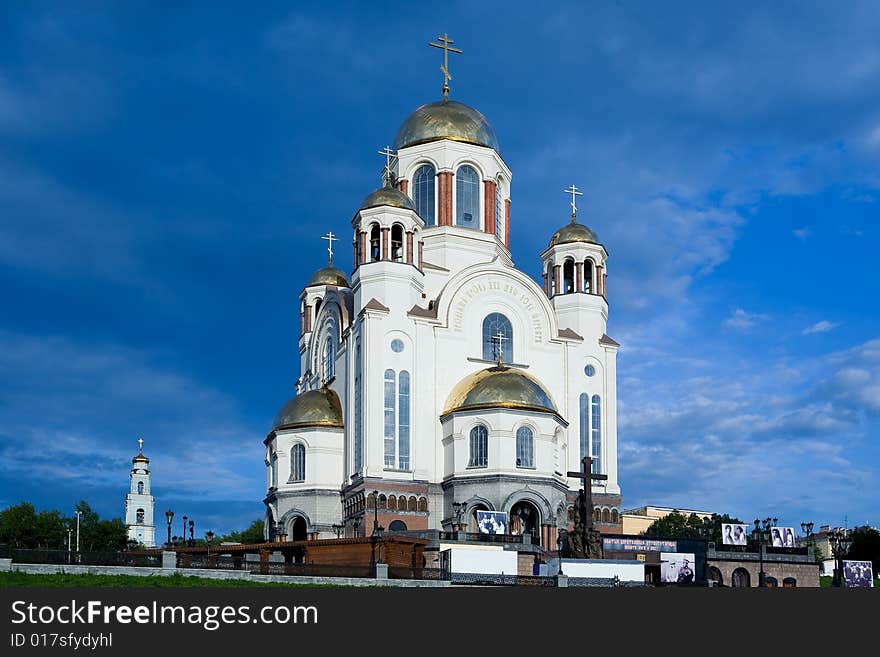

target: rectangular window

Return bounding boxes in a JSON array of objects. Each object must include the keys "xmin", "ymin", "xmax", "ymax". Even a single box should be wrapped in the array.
[
  {"xmin": 591, "ymin": 395, "xmax": 602, "ymax": 479},
  {"xmin": 384, "ymin": 369, "xmax": 396, "ymax": 468}
]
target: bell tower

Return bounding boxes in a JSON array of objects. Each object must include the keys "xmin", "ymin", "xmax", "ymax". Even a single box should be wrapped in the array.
[{"xmin": 124, "ymin": 437, "xmax": 156, "ymax": 547}]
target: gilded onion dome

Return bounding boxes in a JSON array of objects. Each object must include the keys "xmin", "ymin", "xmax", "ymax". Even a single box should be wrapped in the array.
[
  {"xmin": 307, "ymin": 265, "xmax": 349, "ymax": 288},
  {"xmin": 443, "ymin": 366, "xmax": 557, "ymax": 416},
  {"xmin": 359, "ymin": 185, "xmax": 416, "ymax": 212},
  {"xmin": 273, "ymin": 387, "xmax": 344, "ymax": 432},
  {"xmin": 548, "ymin": 220, "xmax": 600, "ymax": 247},
  {"xmin": 394, "ymin": 99, "xmax": 500, "ymax": 151}
]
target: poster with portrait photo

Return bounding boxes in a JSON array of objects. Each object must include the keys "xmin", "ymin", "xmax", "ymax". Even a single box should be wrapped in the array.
[
  {"xmin": 843, "ymin": 560, "xmax": 874, "ymax": 588},
  {"xmin": 660, "ymin": 552, "xmax": 696, "ymax": 584},
  {"xmin": 476, "ymin": 510, "xmax": 509, "ymax": 535},
  {"xmin": 770, "ymin": 526, "xmax": 797, "ymax": 548},
  {"xmin": 722, "ymin": 523, "xmax": 749, "ymax": 546}
]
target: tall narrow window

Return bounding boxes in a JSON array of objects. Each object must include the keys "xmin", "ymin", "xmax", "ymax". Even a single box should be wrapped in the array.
[
  {"xmin": 353, "ymin": 336, "xmax": 363, "ymax": 474},
  {"xmin": 584, "ymin": 259, "xmax": 594, "ymax": 293},
  {"xmin": 482, "ymin": 313, "xmax": 513, "ymax": 363},
  {"xmin": 384, "ymin": 369, "xmax": 396, "ymax": 467},
  {"xmin": 591, "ymin": 394, "xmax": 602, "ymax": 477},
  {"xmin": 369, "ymin": 223, "xmax": 381, "ymax": 262},
  {"xmin": 137, "ymin": 481, "xmax": 144, "ymax": 494},
  {"xmin": 468, "ymin": 424, "xmax": 488, "ymax": 467},
  {"xmin": 495, "ymin": 179, "xmax": 504, "ymax": 239},
  {"xmin": 324, "ymin": 336, "xmax": 334, "ymax": 381},
  {"xmin": 413, "ymin": 164, "xmax": 435, "ymax": 226},
  {"xmin": 579, "ymin": 393, "xmax": 588, "ymax": 460},
  {"xmin": 398, "ymin": 371, "xmax": 410, "ymax": 470},
  {"xmin": 270, "ymin": 453, "xmax": 278, "ymax": 488},
  {"xmin": 136, "ymin": 509, "xmax": 144, "ymax": 524},
  {"xmin": 291, "ymin": 444, "xmax": 305, "ymax": 482},
  {"xmin": 455, "ymin": 165, "xmax": 479, "ymax": 228},
  {"xmin": 391, "ymin": 224, "xmax": 404, "ymax": 262},
  {"xmin": 563, "ymin": 259, "xmax": 575, "ymax": 294},
  {"xmin": 516, "ymin": 427, "xmax": 534, "ymax": 468}
]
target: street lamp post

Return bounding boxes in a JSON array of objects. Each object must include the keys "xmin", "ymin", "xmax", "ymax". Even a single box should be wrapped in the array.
[
  {"xmin": 182, "ymin": 516, "xmax": 188, "ymax": 547},
  {"xmin": 75, "ymin": 509, "xmax": 82, "ymax": 553},
  {"xmin": 753, "ymin": 517, "xmax": 776, "ymax": 587},
  {"xmin": 188, "ymin": 520, "xmax": 194, "ymax": 547},
  {"xmin": 452, "ymin": 502, "xmax": 465, "ymax": 532},
  {"xmin": 352, "ymin": 517, "xmax": 361, "ymax": 539},
  {"xmin": 332, "ymin": 524, "xmax": 344, "ymax": 539},
  {"xmin": 205, "ymin": 531, "xmax": 214, "ymax": 556},
  {"xmin": 828, "ymin": 528, "xmax": 852, "ymax": 588},
  {"xmin": 165, "ymin": 510, "xmax": 174, "ymax": 549}
]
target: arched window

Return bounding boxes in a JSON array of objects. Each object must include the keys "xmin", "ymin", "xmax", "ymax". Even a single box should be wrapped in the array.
[
  {"xmin": 495, "ymin": 179, "xmax": 504, "ymax": 239},
  {"xmin": 353, "ymin": 335, "xmax": 363, "ymax": 474},
  {"xmin": 602, "ymin": 508, "xmax": 611, "ymax": 522},
  {"xmin": 387, "ymin": 495, "xmax": 397, "ymax": 510},
  {"xmin": 137, "ymin": 481, "xmax": 144, "ymax": 494},
  {"xmin": 708, "ymin": 566, "xmax": 723, "ymax": 586},
  {"xmin": 378, "ymin": 494, "xmax": 387, "ymax": 509},
  {"xmin": 291, "ymin": 443, "xmax": 305, "ymax": 482},
  {"xmin": 732, "ymin": 568, "xmax": 751, "ymax": 588},
  {"xmin": 408, "ymin": 496, "xmax": 417, "ymax": 512},
  {"xmin": 482, "ymin": 313, "xmax": 513, "ymax": 363},
  {"xmin": 270, "ymin": 453, "xmax": 278, "ymax": 488},
  {"xmin": 468, "ymin": 424, "xmax": 488, "ymax": 468},
  {"xmin": 783, "ymin": 577, "xmax": 797, "ymax": 588},
  {"xmin": 579, "ymin": 393, "xmax": 589, "ymax": 460},
  {"xmin": 413, "ymin": 164, "xmax": 435, "ymax": 226},
  {"xmin": 389, "ymin": 520, "xmax": 407, "ymax": 531},
  {"xmin": 369, "ymin": 223, "xmax": 381, "ymax": 262},
  {"xmin": 136, "ymin": 508, "xmax": 144, "ymax": 524},
  {"xmin": 563, "ymin": 259, "xmax": 575, "ymax": 294},
  {"xmin": 516, "ymin": 426, "xmax": 534, "ymax": 468},
  {"xmin": 583, "ymin": 259, "xmax": 594, "ymax": 293},
  {"xmin": 324, "ymin": 336, "xmax": 334, "ymax": 381},
  {"xmin": 391, "ymin": 224, "xmax": 404, "ymax": 262},
  {"xmin": 384, "ymin": 369, "xmax": 396, "ymax": 468},
  {"xmin": 418, "ymin": 497, "xmax": 428, "ymax": 512},
  {"xmin": 398, "ymin": 370, "xmax": 410, "ymax": 470},
  {"xmin": 591, "ymin": 395, "xmax": 602, "ymax": 477},
  {"xmin": 455, "ymin": 165, "xmax": 479, "ymax": 228},
  {"xmin": 611, "ymin": 509, "xmax": 619, "ymax": 523},
  {"xmin": 765, "ymin": 576, "xmax": 778, "ymax": 588}
]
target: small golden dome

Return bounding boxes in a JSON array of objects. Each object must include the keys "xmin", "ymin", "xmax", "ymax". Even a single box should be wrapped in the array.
[
  {"xmin": 443, "ymin": 366, "xmax": 557, "ymax": 415},
  {"xmin": 273, "ymin": 387, "xmax": 344, "ymax": 431},
  {"xmin": 549, "ymin": 221, "xmax": 599, "ymax": 247},
  {"xmin": 394, "ymin": 99, "xmax": 500, "ymax": 151},
  {"xmin": 307, "ymin": 265, "xmax": 349, "ymax": 288},
  {"xmin": 360, "ymin": 186, "xmax": 416, "ymax": 212}
]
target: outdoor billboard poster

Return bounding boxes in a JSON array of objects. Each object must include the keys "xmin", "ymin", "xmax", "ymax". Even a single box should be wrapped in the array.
[
  {"xmin": 770, "ymin": 526, "xmax": 797, "ymax": 547},
  {"xmin": 843, "ymin": 560, "xmax": 874, "ymax": 588},
  {"xmin": 476, "ymin": 510, "xmax": 509, "ymax": 535},
  {"xmin": 660, "ymin": 552, "xmax": 696, "ymax": 584},
  {"xmin": 721, "ymin": 523, "xmax": 749, "ymax": 546}
]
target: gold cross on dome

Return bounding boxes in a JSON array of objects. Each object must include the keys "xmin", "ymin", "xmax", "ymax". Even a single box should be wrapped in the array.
[
  {"xmin": 137, "ymin": 437, "xmax": 144, "ymax": 454},
  {"xmin": 491, "ymin": 330, "xmax": 508, "ymax": 365},
  {"xmin": 564, "ymin": 184, "xmax": 583, "ymax": 220},
  {"xmin": 321, "ymin": 231, "xmax": 338, "ymax": 265},
  {"xmin": 377, "ymin": 146, "xmax": 397, "ymax": 186},
  {"xmin": 429, "ymin": 33, "xmax": 463, "ymax": 99}
]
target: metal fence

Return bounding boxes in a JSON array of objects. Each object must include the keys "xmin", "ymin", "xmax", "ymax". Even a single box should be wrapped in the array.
[
  {"xmin": 387, "ymin": 566, "xmax": 448, "ymax": 581},
  {"xmin": 450, "ymin": 572, "xmax": 556, "ymax": 586},
  {"xmin": 253, "ymin": 562, "xmax": 376, "ymax": 578},
  {"xmin": 10, "ymin": 549, "xmax": 161, "ymax": 567}
]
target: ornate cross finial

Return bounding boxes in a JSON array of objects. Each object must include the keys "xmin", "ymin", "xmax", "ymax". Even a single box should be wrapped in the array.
[
  {"xmin": 137, "ymin": 437, "xmax": 144, "ymax": 454},
  {"xmin": 564, "ymin": 184, "xmax": 583, "ymax": 221},
  {"xmin": 377, "ymin": 146, "xmax": 397, "ymax": 186},
  {"xmin": 491, "ymin": 330, "xmax": 508, "ymax": 366},
  {"xmin": 321, "ymin": 231, "xmax": 338, "ymax": 266},
  {"xmin": 429, "ymin": 33, "xmax": 462, "ymax": 100}
]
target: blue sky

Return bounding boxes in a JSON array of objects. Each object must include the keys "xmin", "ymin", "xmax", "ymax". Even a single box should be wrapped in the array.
[{"xmin": 1, "ymin": 2, "xmax": 878, "ymax": 535}]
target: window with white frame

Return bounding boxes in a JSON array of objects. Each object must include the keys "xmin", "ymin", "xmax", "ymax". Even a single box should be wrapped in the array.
[
  {"xmin": 413, "ymin": 164, "xmax": 436, "ymax": 226},
  {"xmin": 455, "ymin": 165, "xmax": 479, "ymax": 228},
  {"xmin": 469, "ymin": 424, "xmax": 488, "ymax": 468},
  {"xmin": 516, "ymin": 426, "xmax": 534, "ymax": 468},
  {"xmin": 291, "ymin": 443, "xmax": 305, "ymax": 482}
]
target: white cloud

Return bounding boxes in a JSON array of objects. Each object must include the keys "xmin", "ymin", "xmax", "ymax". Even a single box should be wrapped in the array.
[
  {"xmin": 725, "ymin": 308, "xmax": 769, "ymax": 330},
  {"xmin": 793, "ymin": 226, "xmax": 812, "ymax": 241},
  {"xmin": 803, "ymin": 320, "xmax": 840, "ymax": 335}
]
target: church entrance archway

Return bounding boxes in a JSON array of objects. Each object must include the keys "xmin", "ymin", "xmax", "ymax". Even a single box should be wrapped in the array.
[
  {"xmin": 708, "ymin": 566, "xmax": 723, "ymax": 587},
  {"xmin": 468, "ymin": 503, "xmax": 490, "ymax": 533},
  {"xmin": 509, "ymin": 500, "xmax": 541, "ymax": 545},
  {"xmin": 732, "ymin": 567, "xmax": 751, "ymax": 588},
  {"xmin": 289, "ymin": 516, "xmax": 308, "ymax": 542}
]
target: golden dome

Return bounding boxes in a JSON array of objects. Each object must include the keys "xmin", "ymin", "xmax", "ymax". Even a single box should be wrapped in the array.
[
  {"xmin": 443, "ymin": 366, "xmax": 557, "ymax": 415},
  {"xmin": 307, "ymin": 265, "xmax": 349, "ymax": 288},
  {"xmin": 359, "ymin": 185, "xmax": 416, "ymax": 212},
  {"xmin": 549, "ymin": 220, "xmax": 600, "ymax": 247},
  {"xmin": 273, "ymin": 387, "xmax": 344, "ymax": 431},
  {"xmin": 394, "ymin": 100, "xmax": 499, "ymax": 151}
]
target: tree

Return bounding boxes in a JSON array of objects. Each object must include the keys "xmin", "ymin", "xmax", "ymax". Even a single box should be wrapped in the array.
[
  {"xmin": 645, "ymin": 511, "xmax": 745, "ymax": 546},
  {"xmin": 0, "ymin": 502, "xmax": 40, "ymax": 548},
  {"xmin": 230, "ymin": 520, "xmax": 265, "ymax": 545},
  {"xmin": 848, "ymin": 525, "xmax": 880, "ymax": 575}
]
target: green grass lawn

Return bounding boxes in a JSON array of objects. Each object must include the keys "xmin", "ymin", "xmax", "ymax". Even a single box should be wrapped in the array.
[{"xmin": 0, "ymin": 571, "xmax": 331, "ymax": 588}]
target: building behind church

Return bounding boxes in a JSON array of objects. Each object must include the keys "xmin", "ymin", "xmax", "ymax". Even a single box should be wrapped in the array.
[{"xmin": 263, "ymin": 73, "xmax": 622, "ymax": 548}]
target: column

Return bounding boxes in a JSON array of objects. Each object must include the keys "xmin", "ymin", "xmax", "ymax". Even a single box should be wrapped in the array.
[
  {"xmin": 300, "ymin": 307, "xmax": 305, "ymax": 336},
  {"xmin": 484, "ymin": 179, "xmax": 497, "ymax": 236},
  {"xmin": 360, "ymin": 231, "xmax": 368, "ymax": 265},
  {"xmin": 352, "ymin": 238, "xmax": 358, "ymax": 270},
  {"xmin": 406, "ymin": 231, "xmax": 414, "ymax": 265},
  {"xmin": 418, "ymin": 240, "xmax": 424, "ymax": 271},
  {"xmin": 438, "ymin": 172, "xmax": 453, "ymax": 226},
  {"xmin": 542, "ymin": 272, "xmax": 548, "ymax": 295},
  {"xmin": 381, "ymin": 227, "xmax": 390, "ymax": 261},
  {"xmin": 504, "ymin": 199, "xmax": 511, "ymax": 246},
  {"xmin": 575, "ymin": 261, "xmax": 583, "ymax": 293},
  {"xmin": 596, "ymin": 265, "xmax": 605, "ymax": 296},
  {"xmin": 305, "ymin": 304, "xmax": 313, "ymax": 333},
  {"xmin": 553, "ymin": 265, "xmax": 561, "ymax": 297}
]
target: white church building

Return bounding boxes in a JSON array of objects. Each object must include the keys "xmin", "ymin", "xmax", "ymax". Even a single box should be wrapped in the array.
[
  {"xmin": 124, "ymin": 438, "xmax": 156, "ymax": 547},
  {"xmin": 263, "ymin": 58, "xmax": 622, "ymax": 548}
]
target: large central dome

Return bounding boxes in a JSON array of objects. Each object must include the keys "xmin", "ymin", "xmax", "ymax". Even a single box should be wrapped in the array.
[
  {"xmin": 443, "ymin": 366, "xmax": 557, "ymax": 416},
  {"xmin": 394, "ymin": 99, "xmax": 500, "ymax": 151}
]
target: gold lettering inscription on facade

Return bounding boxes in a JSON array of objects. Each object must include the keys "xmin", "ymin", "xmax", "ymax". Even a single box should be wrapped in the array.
[{"xmin": 451, "ymin": 279, "xmax": 543, "ymax": 340}]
